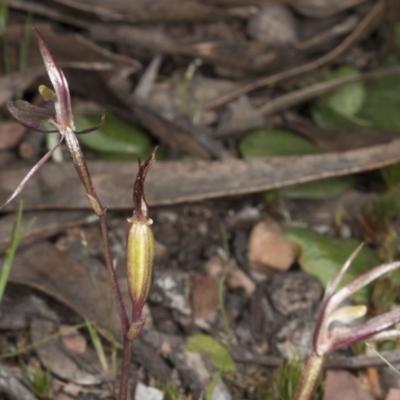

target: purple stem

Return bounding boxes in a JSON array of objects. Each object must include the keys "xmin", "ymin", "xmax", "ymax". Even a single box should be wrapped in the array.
[
  {"xmin": 99, "ymin": 215, "xmax": 130, "ymax": 333},
  {"xmin": 119, "ymin": 338, "xmax": 133, "ymax": 400}
]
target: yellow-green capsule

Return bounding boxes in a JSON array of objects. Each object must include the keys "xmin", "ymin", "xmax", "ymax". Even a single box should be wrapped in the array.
[{"xmin": 126, "ymin": 217, "xmax": 154, "ymax": 324}]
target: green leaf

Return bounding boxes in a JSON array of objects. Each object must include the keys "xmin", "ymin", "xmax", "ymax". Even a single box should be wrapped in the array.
[
  {"xmin": 280, "ymin": 176, "xmax": 354, "ymax": 200},
  {"xmin": 358, "ymin": 75, "xmax": 400, "ymax": 132},
  {"xmin": 75, "ymin": 113, "xmax": 152, "ymax": 159},
  {"xmin": 239, "ymin": 129, "xmax": 322, "ymax": 158},
  {"xmin": 239, "ymin": 129, "xmax": 353, "ymax": 199},
  {"xmin": 284, "ymin": 227, "xmax": 380, "ymax": 303},
  {"xmin": 324, "ymin": 66, "xmax": 366, "ymax": 118},
  {"xmin": 183, "ymin": 334, "xmax": 236, "ymax": 373},
  {"xmin": 313, "ymin": 67, "xmax": 400, "ymax": 133},
  {"xmin": 312, "ymin": 106, "xmax": 365, "ymax": 129}
]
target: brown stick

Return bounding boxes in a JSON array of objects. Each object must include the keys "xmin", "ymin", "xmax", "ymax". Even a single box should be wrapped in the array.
[
  {"xmin": 204, "ymin": 0, "xmax": 385, "ymax": 110},
  {"xmin": 258, "ymin": 65, "xmax": 400, "ymax": 115}
]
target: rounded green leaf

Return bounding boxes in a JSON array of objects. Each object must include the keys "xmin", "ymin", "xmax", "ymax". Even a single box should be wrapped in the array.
[
  {"xmin": 239, "ymin": 129, "xmax": 322, "ymax": 158},
  {"xmin": 75, "ymin": 113, "xmax": 152, "ymax": 158},
  {"xmin": 183, "ymin": 334, "xmax": 236, "ymax": 373},
  {"xmin": 312, "ymin": 106, "xmax": 364, "ymax": 129},
  {"xmin": 284, "ymin": 226, "xmax": 380, "ymax": 303},
  {"xmin": 280, "ymin": 176, "xmax": 354, "ymax": 200},
  {"xmin": 239, "ymin": 129, "xmax": 353, "ymax": 199},
  {"xmin": 358, "ymin": 75, "xmax": 400, "ymax": 132},
  {"xmin": 324, "ymin": 66, "xmax": 365, "ymax": 118}
]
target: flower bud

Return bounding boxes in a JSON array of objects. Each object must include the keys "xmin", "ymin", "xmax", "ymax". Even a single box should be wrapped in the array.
[
  {"xmin": 125, "ymin": 149, "xmax": 156, "ymax": 341},
  {"xmin": 126, "ymin": 217, "xmax": 154, "ymax": 325}
]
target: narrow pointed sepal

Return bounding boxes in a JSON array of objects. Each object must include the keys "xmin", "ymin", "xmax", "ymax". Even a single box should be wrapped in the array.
[
  {"xmin": 33, "ymin": 28, "xmax": 73, "ymax": 130},
  {"xmin": 133, "ymin": 148, "xmax": 157, "ymax": 222},
  {"xmin": 74, "ymin": 110, "xmax": 106, "ymax": 134},
  {"xmin": 0, "ymin": 135, "xmax": 64, "ymax": 209}
]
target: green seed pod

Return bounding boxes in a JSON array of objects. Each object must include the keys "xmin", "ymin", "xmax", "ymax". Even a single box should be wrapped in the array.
[{"xmin": 126, "ymin": 217, "xmax": 154, "ymax": 324}]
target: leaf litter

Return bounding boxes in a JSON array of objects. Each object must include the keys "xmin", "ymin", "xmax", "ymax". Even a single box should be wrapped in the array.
[{"xmin": 2, "ymin": 1, "xmax": 400, "ymax": 399}]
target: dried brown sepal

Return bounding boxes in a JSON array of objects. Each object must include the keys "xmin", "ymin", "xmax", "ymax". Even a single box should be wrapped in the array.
[
  {"xmin": 132, "ymin": 147, "xmax": 157, "ymax": 222},
  {"xmin": 7, "ymin": 100, "xmax": 58, "ymax": 133}
]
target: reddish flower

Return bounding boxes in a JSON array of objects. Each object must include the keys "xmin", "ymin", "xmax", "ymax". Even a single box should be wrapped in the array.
[{"xmin": 2, "ymin": 28, "xmax": 103, "ymax": 209}]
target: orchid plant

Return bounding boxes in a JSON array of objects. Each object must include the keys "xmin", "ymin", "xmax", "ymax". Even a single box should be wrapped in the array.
[
  {"xmin": 3, "ymin": 29, "xmax": 105, "ymax": 211},
  {"xmin": 2, "ymin": 28, "xmax": 155, "ymax": 400},
  {"xmin": 294, "ymin": 246, "xmax": 400, "ymax": 400}
]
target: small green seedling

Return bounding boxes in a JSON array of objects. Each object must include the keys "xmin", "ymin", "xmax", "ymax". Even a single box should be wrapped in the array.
[
  {"xmin": 0, "ymin": 202, "xmax": 35, "ymax": 304},
  {"xmin": 21, "ymin": 362, "xmax": 52, "ymax": 400}
]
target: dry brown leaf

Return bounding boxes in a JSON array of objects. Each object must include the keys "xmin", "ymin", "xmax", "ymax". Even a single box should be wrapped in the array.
[
  {"xmin": 3, "ymin": 241, "xmax": 129, "ymax": 339},
  {"xmin": 0, "ymin": 24, "xmax": 140, "ymax": 106},
  {"xmin": 53, "ymin": 0, "xmax": 255, "ymax": 22},
  {"xmin": 30, "ymin": 318, "xmax": 102, "ymax": 385},
  {"xmin": 204, "ymin": 0, "xmax": 384, "ymax": 108},
  {"xmin": 129, "ymin": 96, "xmax": 228, "ymax": 159},
  {"xmin": 0, "ymin": 211, "xmax": 90, "ymax": 255},
  {"xmin": 287, "ymin": 116, "xmax": 399, "ymax": 152},
  {"xmin": 170, "ymin": 41, "xmax": 281, "ymax": 74},
  {"xmin": 3, "ymin": 139, "xmax": 400, "ymax": 211},
  {"xmin": 0, "ymin": 364, "xmax": 38, "ymax": 400},
  {"xmin": 89, "ymin": 24, "xmax": 174, "ymax": 53},
  {"xmin": 0, "ymin": 295, "xmax": 56, "ymax": 331},
  {"xmin": 0, "ymin": 67, "xmax": 44, "ymax": 107},
  {"xmin": 1, "ymin": 24, "xmax": 140, "ymax": 74}
]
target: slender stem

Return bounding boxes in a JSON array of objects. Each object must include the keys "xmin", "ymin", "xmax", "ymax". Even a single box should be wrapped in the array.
[
  {"xmin": 294, "ymin": 352, "xmax": 325, "ymax": 400},
  {"xmin": 99, "ymin": 212, "xmax": 133, "ymax": 400},
  {"xmin": 65, "ymin": 128, "xmax": 129, "ymax": 333},
  {"xmin": 118, "ymin": 337, "xmax": 133, "ymax": 400},
  {"xmin": 99, "ymin": 213, "xmax": 130, "ymax": 334}
]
